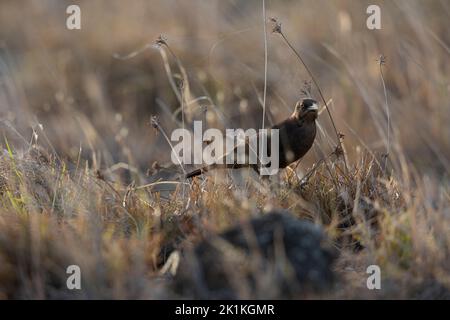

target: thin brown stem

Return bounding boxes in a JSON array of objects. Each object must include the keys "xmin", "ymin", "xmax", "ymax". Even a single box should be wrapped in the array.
[
  {"xmin": 378, "ymin": 55, "xmax": 390, "ymax": 173},
  {"xmin": 276, "ymin": 30, "xmax": 349, "ymax": 174}
]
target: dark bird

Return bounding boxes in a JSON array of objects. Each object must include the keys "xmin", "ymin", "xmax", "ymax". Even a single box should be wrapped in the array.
[{"xmin": 185, "ymin": 98, "xmax": 318, "ymax": 179}]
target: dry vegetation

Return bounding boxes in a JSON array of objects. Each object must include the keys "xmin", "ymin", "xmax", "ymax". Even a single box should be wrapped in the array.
[{"xmin": 0, "ymin": 0, "xmax": 449, "ymax": 299}]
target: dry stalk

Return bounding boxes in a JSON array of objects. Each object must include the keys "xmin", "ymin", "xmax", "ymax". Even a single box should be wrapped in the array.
[{"xmin": 270, "ymin": 18, "xmax": 348, "ymax": 174}]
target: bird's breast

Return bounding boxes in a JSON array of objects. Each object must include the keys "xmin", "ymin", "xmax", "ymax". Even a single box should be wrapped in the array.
[{"xmin": 277, "ymin": 121, "xmax": 316, "ymax": 167}]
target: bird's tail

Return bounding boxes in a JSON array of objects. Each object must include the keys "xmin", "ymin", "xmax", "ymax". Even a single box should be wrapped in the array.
[
  {"xmin": 185, "ymin": 168, "xmax": 204, "ymax": 179},
  {"xmin": 185, "ymin": 164, "xmax": 213, "ymax": 179},
  {"xmin": 185, "ymin": 163, "xmax": 227, "ymax": 179}
]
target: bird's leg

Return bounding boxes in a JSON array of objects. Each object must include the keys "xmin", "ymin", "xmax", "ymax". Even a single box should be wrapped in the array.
[{"xmin": 299, "ymin": 158, "xmax": 326, "ymax": 188}]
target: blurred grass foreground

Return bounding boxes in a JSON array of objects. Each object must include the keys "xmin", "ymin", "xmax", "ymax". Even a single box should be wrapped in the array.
[{"xmin": 0, "ymin": 0, "xmax": 449, "ymax": 299}]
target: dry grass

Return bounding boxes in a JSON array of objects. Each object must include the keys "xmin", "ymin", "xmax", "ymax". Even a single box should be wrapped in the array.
[{"xmin": 0, "ymin": 0, "xmax": 449, "ymax": 299}]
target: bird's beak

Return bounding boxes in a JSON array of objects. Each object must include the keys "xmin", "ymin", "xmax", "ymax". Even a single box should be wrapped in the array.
[{"xmin": 307, "ymin": 103, "xmax": 318, "ymax": 112}]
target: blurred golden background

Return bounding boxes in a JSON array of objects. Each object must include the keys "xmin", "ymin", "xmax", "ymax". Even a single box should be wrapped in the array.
[{"xmin": 1, "ymin": 0, "xmax": 449, "ymax": 179}]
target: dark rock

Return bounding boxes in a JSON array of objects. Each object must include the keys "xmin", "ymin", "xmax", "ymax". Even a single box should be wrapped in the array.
[{"xmin": 174, "ymin": 210, "xmax": 338, "ymax": 299}]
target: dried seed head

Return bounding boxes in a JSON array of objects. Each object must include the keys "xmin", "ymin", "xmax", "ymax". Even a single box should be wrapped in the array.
[
  {"xmin": 377, "ymin": 54, "xmax": 387, "ymax": 66},
  {"xmin": 177, "ymin": 78, "xmax": 185, "ymax": 91},
  {"xmin": 333, "ymin": 145, "xmax": 344, "ymax": 158},
  {"xmin": 150, "ymin": 115, "xmax": 160, "ymax": 129},
  {"xmin": 155, "ymin": 35, "xmax": 168, "ymax": 48},
  {"xmin": 300, "ymin": 80, "xmax": 312, "ymax": 97},
  {"xmin": 270, "ymin": 17, "xmax": 282, "ymax": 34}
]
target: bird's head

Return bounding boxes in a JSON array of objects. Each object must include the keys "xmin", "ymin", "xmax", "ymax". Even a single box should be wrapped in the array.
[{"xmin": 293, "ymin": 98, "xmax": 319, "ymax": 122}]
